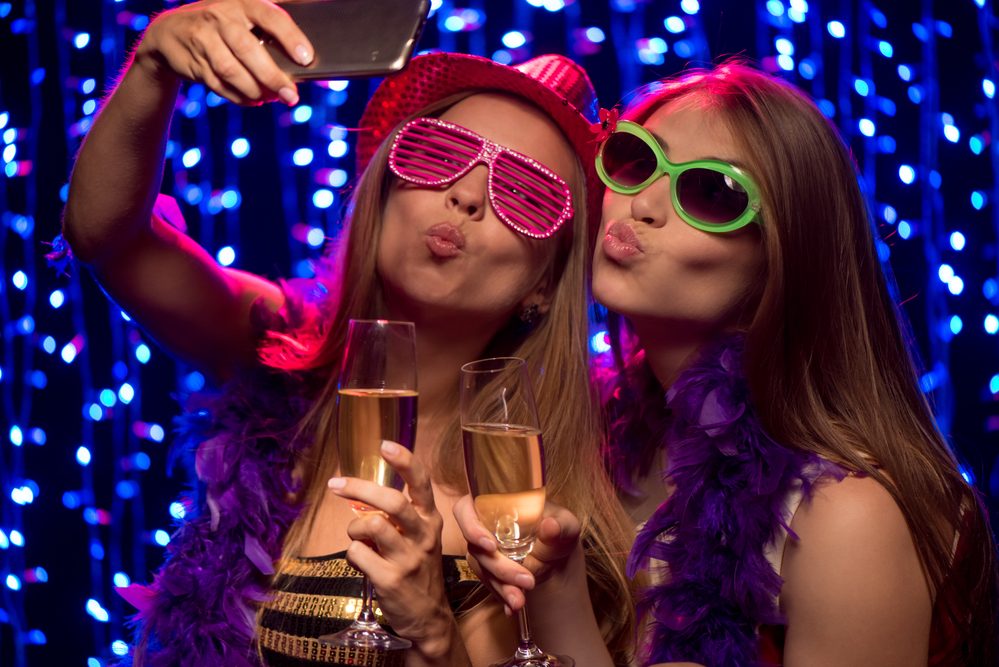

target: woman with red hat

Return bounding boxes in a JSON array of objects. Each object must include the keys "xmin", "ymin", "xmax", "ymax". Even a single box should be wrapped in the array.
[{"xmin": 61, "ymin": 1, "xmax": 633, "ymax": 665}]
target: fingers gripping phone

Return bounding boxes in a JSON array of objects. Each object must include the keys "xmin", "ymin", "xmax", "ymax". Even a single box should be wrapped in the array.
[{"xmin": 262, "ymin": 0, "xmax": 430, "ymax": 80}]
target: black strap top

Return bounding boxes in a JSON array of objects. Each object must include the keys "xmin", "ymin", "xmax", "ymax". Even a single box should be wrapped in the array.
[{"xmin": 258, "ymin": 551, "xmax": 483, "ymax": 667}]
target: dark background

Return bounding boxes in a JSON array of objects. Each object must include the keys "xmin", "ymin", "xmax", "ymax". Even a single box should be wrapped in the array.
[{"xmin": 2, "ymin": 0, "xmax": 998, "ymax": 664}]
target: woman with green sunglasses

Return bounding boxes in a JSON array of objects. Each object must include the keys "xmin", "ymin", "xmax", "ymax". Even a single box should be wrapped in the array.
[
  {"xmin": 457, "ymin": 61, "xmax": 997, "ymax": 666},
  {"xmin": 591, "ymin": 62, "xmax": 997, "ymax": 666}
]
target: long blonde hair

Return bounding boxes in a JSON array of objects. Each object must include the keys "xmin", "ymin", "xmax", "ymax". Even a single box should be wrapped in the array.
[
  {"xmin": 268, "ymin": 92, "xmax": 636, "ymax": 659},
  {"xmin": 607, "ymin": 61, "xmax": 997, "ymax": 664}
]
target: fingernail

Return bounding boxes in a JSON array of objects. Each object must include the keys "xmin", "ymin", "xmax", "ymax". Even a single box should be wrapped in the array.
[
  {"xmin": 380, "ymin": 440, "xmax": 398, "ymax": 456},
  {"xmin": 506, "ymin": 592, "xmax": 520, "ymax": 608},
  {"xmin": 327, "ymin": 477, "xmax": 345, "ymax": 489},
  {"xmin": 296, "ymin": 45, "xmax": 312, "ymax": 65},
  {"xmin": 278, "ymin": 87, "xmax": 298, "ymax": 106},
  {"xmin": 515, "ymin": 573, "xmax": 534, "ymax": 589},
  {"xmin": 478, "ymin": 537, "xmax": 496, "ymax": 552}
]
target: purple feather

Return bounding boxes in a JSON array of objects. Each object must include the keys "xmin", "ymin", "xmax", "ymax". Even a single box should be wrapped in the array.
[
  {"xmin": 115, "ymin": 584, "xmax": 156, "ymax": 616},
  {"xmin": 244, "ymin": 535, "xmax": 275, "ymax": 576},
  {"xmin": 194, "ymin": 435, "xmax": 227, "ymax": 483},
  {"xmin": 114, "ymin": 283, "xmax": 326, "ymax": 666},
  {"xmin": 624, "ymin": 335, "xmax": 844, "ymax": 666},
  {"xmin": 44, "ymin": 234, "xmax": 75, "ymax": 276}
]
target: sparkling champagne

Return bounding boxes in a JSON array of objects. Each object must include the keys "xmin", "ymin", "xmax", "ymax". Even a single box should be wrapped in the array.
[
  {"xmin": 462, "ymin": 423, "xmax": 546, "ymax": 559},
  {"xmin": 337, "ymin": 388, "xmax": 418, "ymax": 512}
]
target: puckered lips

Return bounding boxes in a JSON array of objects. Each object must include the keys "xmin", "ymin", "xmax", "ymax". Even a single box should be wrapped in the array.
[
  {"xmin": 425, "ymin": 223, "xmax": 466, "ymax": 258},
  {"xmin": 602, "ymin": 221, "xmax": 643, "ymax": 262}
]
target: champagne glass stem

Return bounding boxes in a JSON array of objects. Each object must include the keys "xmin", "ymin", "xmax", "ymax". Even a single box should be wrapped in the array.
[
  {"xmin": 511, "ymin": 555, "xmax": 545, "ymax": 661},
  {"xmin": 357, "ymin": 575, "xmax": 377, "ymax": 624},
  {"xmin": 514, "ymin": 606, "xmax": 545, "ymax": 660}
]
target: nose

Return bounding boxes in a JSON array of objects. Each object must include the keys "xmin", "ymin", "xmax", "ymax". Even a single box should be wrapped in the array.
[
  {"xmin": 446, "ymin": 164, "xmax": 488, "ymax": 221},
  {"xmin": 629, "ymin": 174, "xmax": 670, "ymax": 228}
]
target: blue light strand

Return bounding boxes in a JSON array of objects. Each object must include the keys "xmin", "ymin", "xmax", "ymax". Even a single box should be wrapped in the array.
[
  {"xmin": 2, "ymin": 0, "xmax": 44, "ymax": 661},
  {"xmin": 974, "ymin": 0, "xmax": 999, "ymax": 440},
  {"xmin": 977, "ymin": 1, "xmax": 999, "ymax": 311},
  {"xmin": 470, "ymin": 0, "xmax": 487, "ymax": 56},
  {"xmin": 436, "ymin": 0, "xmax": 457, "ymax": 52},
  {"xmin": 916, "ymin": 0, "xmax": 954, "ymax": 436},
  {"xmin": 223, "ymin": 87, "xmax": 243, "ymax": 251},
  {"xmin": 306, "ymin": 76, "xmax": 332, "ymax": 258},
  {"xmin": 607, "ymin": 0, "xmax": 642, "ymax": 102},
  {"xmin": 681, "ymin": 4, "xmax": 711, "ymax": 65},
  {"xmin": 755, "ymin": 0, "xmax": 776, "ymax": 73},
  {"xmin": 54, "ymin": 0, "xmax": 111, "ymax": 656},
  {"xmin": 511, "ymin": 0, "xmax": 533, "ymax": 62},
  {"xmin": 803, "ymin": 0, "xmax": 826, "ymax": 98},
  {"xmin": 835, "ymin": 0, "xmax": 855, "ymax": 125},
  {"xmin": 856, "ymin": 2, "xmax": 877, "ymax": 198},
  {"xmin": 97, "ymin": 24, "xmax": 148, "ymax": 623},
  {"xmin": 274, "ymin": 97, "xmax": 303, "ymax": 270},
  {"xmin": 106, "ymin": 295, "xmax": 135, "ymax": 630},
  {"xmin": 193, "ymin": 85, "xmax": 218, "ymax": 250},
  {"xmin": 98, "ymin": 0, "xmax": 137, "ymax": 642}
]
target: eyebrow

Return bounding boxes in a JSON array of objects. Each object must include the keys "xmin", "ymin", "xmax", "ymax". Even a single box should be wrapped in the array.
[{"xmin": 647, "ymin": 128, "xmax": 751, "ymax": 170}]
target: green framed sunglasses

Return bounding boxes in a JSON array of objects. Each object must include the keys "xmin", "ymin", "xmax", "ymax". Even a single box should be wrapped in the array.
[{"xmin": 595, "ymin": 120, "xmax": 762, "ymax": 233}]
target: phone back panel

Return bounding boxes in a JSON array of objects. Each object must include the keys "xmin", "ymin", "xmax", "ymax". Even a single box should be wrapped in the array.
[{"xmin": 267, "ymin": 0, "xmax": 430, "ymax": 80}]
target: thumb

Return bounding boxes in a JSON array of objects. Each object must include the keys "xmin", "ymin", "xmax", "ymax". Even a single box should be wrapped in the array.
[{"xmin": 531, "ymin": 506, "xmax": 581, "ymax": 562}]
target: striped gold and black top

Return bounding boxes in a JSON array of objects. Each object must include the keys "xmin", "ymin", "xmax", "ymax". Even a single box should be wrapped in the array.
[{"xmin": 258, "ymin": 551, "xmax": 483, "ymax": 667}]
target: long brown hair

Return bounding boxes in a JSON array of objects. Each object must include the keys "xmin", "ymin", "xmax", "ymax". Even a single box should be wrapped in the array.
[
  {"xmin": 266, "ymin": 92, "xmax": 636, "ymax": 658},
  {"xmin": 609, "ymin": 61, "xmax": 997, "ymax": 664}
]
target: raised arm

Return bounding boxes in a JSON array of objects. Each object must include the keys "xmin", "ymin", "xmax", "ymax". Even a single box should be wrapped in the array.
[{"xmin": 62, "ymin": 0, "xmax": 314, "ymax": 382}]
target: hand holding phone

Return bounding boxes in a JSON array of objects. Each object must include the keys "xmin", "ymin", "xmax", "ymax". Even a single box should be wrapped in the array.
[
  {"xmin": 136, "ymin": 0, "xmax": 314, "ymax": 106},
  {"xmin": 262, "ymin": 0, "xmax": 430, "ymax": 80}
]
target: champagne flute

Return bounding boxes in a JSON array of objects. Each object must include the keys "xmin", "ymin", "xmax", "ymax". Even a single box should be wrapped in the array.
[
  {"xmin": 460, "ymin": 357, "xmax": 573, "ymax": 667},
  {"xmin": 320, "ymin": 319, "xmax": 418, "ymax": 650}
]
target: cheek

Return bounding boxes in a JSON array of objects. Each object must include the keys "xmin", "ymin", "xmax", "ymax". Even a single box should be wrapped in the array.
[
  {"xmin": 720, "ymin": 230, "xmax": 765, "ymax": 279},
  {"xmin": 692, "ymin": 235, "xmax": 759, "ymax": 278},
  {"xmin": 376, "ymin": 191, "xmax": 415, "ymax": 273},
  {"xmin": 601, "ymin": 189, "xmax": 632, "ymax": 226},
  {"xmin": 380, "ymin": 187, "xmax": 426, "ymax": 241},
  {"xmin": 382, "ymin": 184, "xmax": 411, "ymax": 225},
  {"xmin": 492, "ymin": 232, "xmax": 546, "ymax": 278},
  {"xmin": 692, "ymin": 236, "xmax": 765, "ymax": 311},
  {"xmin": 483, "ymin": 231, "xmax": 554, "ymax": 301}
]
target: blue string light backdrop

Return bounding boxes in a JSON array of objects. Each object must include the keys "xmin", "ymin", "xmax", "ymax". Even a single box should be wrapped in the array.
[{"xmin": 1, "ymin": 0, "xmax": 997, "ymax": 664}]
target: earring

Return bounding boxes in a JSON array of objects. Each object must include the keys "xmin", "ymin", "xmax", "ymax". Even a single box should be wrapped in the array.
[{"xmin": 519, "ymin": 303, "xmax": 540, "ymax": 326}]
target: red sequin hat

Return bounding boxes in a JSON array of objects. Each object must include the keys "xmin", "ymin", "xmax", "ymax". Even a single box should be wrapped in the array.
[{"xmin": 356, "ymin": 52, "xmax": 602, "ymax": 235}]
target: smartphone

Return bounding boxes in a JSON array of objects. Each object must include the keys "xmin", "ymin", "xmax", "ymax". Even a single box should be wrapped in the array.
[{"xmin": 261, "ymin": 0, "xmax": 430, "ymax": 80}]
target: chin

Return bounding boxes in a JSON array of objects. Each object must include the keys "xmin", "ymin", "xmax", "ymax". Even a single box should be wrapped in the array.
[
  {"xmin": 592, "ymin": 276, "xmax": 635, "ymax": 316},
  {"xmin": 593, "ymin": 289, "xmax": 678, "ymax": 326}
]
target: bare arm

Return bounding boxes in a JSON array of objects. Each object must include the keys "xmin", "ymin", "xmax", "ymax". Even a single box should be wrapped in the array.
[
  {"xmin": 62, "ymin": 0, "xmax": 314, "ymax": 382},
  {"xmin": 780, "ymin": 475, "xmax": 932, "ymax": 667}
]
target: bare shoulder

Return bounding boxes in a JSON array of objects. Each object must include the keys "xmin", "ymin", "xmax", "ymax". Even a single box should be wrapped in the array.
[
  {"xmin": 794, "ymin": 473, "xmax": 910, "ymax": 540},
  {"xmin": 780, "ymin": 474, "xmax": 932, "ymax": 666}
]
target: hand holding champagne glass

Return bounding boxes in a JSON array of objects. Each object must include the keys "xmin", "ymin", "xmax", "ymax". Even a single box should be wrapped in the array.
[
  {"xmin": 460, "ymin": 357, "xmax": 573, "ymax": 667},
  {"xmin": 320, "ymin": 319, "xmax": 417, "ymax": 650}
]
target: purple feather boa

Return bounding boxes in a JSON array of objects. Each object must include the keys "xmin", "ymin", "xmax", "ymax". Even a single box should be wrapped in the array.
[
  {"xmin": 113, "ymin": 282, "xmax": 329, "ymax": 666},
  {"xmin": 626, "ymin": 335, "xmax": 844, "ymax": 666}
]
